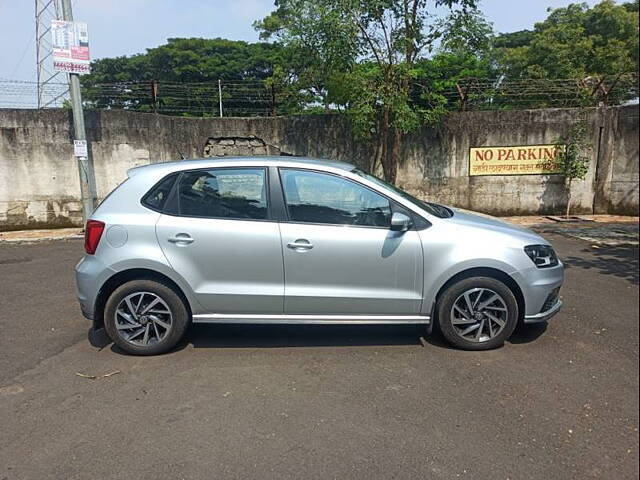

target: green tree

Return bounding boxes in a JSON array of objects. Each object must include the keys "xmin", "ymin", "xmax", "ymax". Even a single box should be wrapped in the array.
[
  {"xmin": 84, "ymin": 37, "xmax": 282, "ymax": 83},
  {"xmin": 254, "ymin": 1, "xmax": 358, "ymax": 111},
  {"xmin": 496, "ymin": 1, "xmax": 639, "ymax": 79},
  {"xmin": 257, "ymin": 0, "xmax": 478, "ymax": 184},
  {"xmin": 81, "ymin": 38, "xmax": 290, "ymax": 115},
  {"xmin": 437, "ymin": 5, "xmax": 494, "ymax": 55},
  {"xmin": 553, "ymin": 117, "xmax": 592, "ymax": 218},
  {"xmin": 411, "ymin": 7, "xmax": 496, "ymax": 112},
  {"xmin": 493, "ymin": 29, "xmax": 534, "ymax": 50}
]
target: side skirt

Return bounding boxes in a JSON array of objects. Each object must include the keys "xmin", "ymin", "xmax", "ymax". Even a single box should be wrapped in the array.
[{"xmin": 192, "ymin": 314, "xmax": 431, "ymax": 325}]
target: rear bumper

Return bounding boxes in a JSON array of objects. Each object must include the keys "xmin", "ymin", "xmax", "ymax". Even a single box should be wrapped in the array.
[
  {"xmin": 524, "ymin": 299, "xmax": 563, "ymax": 324},
  {"xmin": 75, "ymin": 255, "xmax": 115, "ymax": 322},
  {"xmin": 79, "ymin": 304, "xmax": 94, "ymax": 321}
]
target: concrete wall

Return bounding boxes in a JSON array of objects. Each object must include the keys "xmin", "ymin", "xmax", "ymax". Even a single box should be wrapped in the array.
[
  {"xmin": 0, "ymin": 105, "xmax": 637, "ymax": 230},
  {"xmin": 398, "ymin": 106, "xmax": 639, "ymax": 216}
]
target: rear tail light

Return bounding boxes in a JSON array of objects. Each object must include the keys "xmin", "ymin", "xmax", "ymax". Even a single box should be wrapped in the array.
[{"xmin": 84, "ymin": 220, "xmax": 105, "ymax": 254}]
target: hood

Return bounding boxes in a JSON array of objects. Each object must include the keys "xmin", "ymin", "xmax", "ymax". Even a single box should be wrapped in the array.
[{"xmin": 446, "ymin": 208, "xmax": 547, "ymax": 245}]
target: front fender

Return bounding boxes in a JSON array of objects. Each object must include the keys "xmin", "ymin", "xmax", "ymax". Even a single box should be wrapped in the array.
[{"xmin": 421, "ymin": 257, "xmax": 519, "ymax": 315}]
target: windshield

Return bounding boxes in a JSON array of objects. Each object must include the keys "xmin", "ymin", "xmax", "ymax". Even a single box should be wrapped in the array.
[{"xmin": 353, "ymin": 168, "xmax": 453, "ymax": 219}]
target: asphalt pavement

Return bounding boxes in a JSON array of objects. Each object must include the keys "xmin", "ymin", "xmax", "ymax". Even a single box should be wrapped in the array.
[{"xmin": 0, "ymin": 230, "xmax": 638, "ymax": 479}]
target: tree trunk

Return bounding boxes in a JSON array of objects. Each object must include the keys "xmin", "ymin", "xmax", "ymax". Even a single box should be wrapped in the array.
[
  {"xmin": 323, "ymin": 94, "xmax": 331, "ymax": 113},
  {"xmin": 370, "ymin": 133, "xmax": 383, "ymax": 174},
  {"xmin": 565, "ymin": 179, "xmax": 572, "ymax": 218},
  {"xmin": 379, "ymin": 106, "xmax": 390, "ymax": 179},
  {"xmin": 385, "ymin": 128, "xmax": 402, "ymax": 185}
]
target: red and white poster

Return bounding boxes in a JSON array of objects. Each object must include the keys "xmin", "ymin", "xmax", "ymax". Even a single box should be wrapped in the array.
[{"xmin": 51, "ymin": 20, "xmax": 91, "ymax": 75}]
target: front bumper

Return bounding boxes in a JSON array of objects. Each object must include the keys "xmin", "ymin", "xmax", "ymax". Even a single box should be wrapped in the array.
[
  {"xmin": 512, "ymin": 260, "xmax": 564, "ymax": 318},
  {"xmin": 524, "ymin": 299, "xmax": 563, "ymax": 324}
]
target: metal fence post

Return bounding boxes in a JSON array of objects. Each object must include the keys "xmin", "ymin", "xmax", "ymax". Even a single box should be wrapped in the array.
[{"xmin": 150, "ymin": 80, "xmax": 159, "ymax": 113}]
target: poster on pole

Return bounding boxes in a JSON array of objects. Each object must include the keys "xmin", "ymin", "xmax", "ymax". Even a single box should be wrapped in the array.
[
  {"xmin": 51, "ymin": 20, "xmax": 91, "ymax": 75},
  {"xmin": 73, "ymin": 140, "xmax": 88, "ymax": 157}
]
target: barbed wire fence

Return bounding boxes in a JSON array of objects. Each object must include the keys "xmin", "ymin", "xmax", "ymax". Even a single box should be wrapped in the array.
[
  {"xmin": 431, "ymin": 73, "xmax": 639, "ymax": 111},
  {"xmin": 0, "ymin": 78, "xmax": 69, "ymax": 108},
  {"xmin": 81, "ymin": 80, "xmax": 284, "ymax": 117},
  {"xmin": 0, "ymin": 73, "xmax": 637, "ymax": 115}
]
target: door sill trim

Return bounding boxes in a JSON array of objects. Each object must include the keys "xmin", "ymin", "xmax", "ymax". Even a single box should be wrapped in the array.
[{"xmin": 192, "ymin": 313, "xmax": 430, "ymax": 325}]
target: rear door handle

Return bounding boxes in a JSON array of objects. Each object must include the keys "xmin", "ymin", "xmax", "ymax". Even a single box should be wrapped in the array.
[
  {"xmin": 168, "ymin": 234, "xmax": 194, "ymax": 245},
  {"xmin": 287, "ymin": 239, "xmax": 313, "ymax": 250}
]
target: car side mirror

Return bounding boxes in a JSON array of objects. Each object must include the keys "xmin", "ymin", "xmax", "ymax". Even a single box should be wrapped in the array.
[{"xmin": 390, "ymin": 212, "xmax": 412, "ymax": 232}]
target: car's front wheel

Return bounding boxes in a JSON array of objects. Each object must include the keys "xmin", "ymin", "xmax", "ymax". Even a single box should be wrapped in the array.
[
  {"xmin": 437, "ymin": 276, "xmax": 519, "ymax": 350},
  {"xmin": 104, "ymin": 279, "xmax": 190, "ymax": 355}
]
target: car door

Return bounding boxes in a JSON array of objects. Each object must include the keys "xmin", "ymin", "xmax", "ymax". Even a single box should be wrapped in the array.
[
  {"xmin": 278, "ymin": 168, "xmax": 424, "ymax": 315},
  {"xmin": 156, "ymin": 167, "xmax": 284, "ymax": 314}
]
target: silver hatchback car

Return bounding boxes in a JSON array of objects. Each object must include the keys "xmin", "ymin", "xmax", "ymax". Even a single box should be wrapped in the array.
[{"xmin": 76, "ymin": 157, "xmax": 564, "ymax": 355}]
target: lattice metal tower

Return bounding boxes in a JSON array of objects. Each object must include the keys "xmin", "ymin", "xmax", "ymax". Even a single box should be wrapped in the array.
[{"xmin": 35, "ymin": 0, "xmax": 69, "ymax": 108}]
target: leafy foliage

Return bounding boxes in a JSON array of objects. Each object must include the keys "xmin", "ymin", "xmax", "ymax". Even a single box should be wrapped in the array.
[
  {"xmin": 257, "ymin": 0, "xmax": 480, "ymax": 182},
  {"xmin": 495, "ymin": 1, "xmax": 639, "ymax": 79},
  {"xmin": 410, "ymin": 7, "xmax": 497, "ymax": 112},
  {"xmin": 79, "ymin": 0, "xmax": 638, "ymax": 157},
  {"xmin": 85, "ymin": 37, "xmax": 281, "ymax": 83},
  {"xmin": 81, "ymin": 38, "xmax": 294, "ymax": 115},
  {"xmin": 553, "ymin": 116, "xmax": 593, "ymax": 217},
  {"xmin": 254, "ymin": 0, "xmax": 359, "ymax": 110}
]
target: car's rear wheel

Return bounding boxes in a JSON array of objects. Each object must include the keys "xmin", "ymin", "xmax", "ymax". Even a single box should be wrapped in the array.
[
  {"xmin": 437, "ymin": 276, "xmax": 519, "ymax": 350},
  {"xmin": 104, "ymin": 279, "xmax": 190, "ymax": 355}
]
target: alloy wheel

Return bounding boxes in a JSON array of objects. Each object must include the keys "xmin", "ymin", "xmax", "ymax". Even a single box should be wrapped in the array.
[
  {"xmin": 450, "ymin": 288, "xmax": 509, "ymax": 343},
  {"xmin": 114, "ymin": 292, "xmax": 173, "ymax": 346}
]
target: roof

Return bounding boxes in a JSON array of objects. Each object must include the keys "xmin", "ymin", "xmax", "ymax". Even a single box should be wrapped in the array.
[{"xmin": 127, "ymin": 156, "xmax": 355, "ymax": 177}]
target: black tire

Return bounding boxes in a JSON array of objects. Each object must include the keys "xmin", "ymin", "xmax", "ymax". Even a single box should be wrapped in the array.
[
  {"xmin": 437, "ymin": 276, "xmax": 519, "ymax": 351},
  {"xmin": 104, "ymin": 279, "xmax": 190, "ymax": 355}
]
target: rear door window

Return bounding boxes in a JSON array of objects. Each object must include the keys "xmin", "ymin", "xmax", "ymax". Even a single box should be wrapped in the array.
[{"xmin": 177, "ymin": 168, "xmax": 268, "ymax": 220}]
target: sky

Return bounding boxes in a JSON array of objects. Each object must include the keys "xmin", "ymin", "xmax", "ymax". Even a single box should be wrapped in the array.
[{"xmin": 1, "ymin": 0, "xmax": 604, "ymax": 83}]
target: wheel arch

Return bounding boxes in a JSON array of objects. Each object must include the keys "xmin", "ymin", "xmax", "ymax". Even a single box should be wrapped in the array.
[
  {"xmin": 93, "ymin": 268, "xmax": 193, "ymax": 329},
  {"xmin": 430, "ymin": 267, "xmax": 525, "ymax": 324}
]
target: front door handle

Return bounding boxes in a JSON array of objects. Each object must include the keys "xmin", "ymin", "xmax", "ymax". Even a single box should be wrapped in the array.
[
  {"xmin": 287, "ymin": 239, "xmax": 313, "ymax": 250},
  {"xmin": 168, "ymin": 234, "xmax": 194, "ymax": 245}
]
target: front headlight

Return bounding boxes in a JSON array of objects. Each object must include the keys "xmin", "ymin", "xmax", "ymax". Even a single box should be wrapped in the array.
[{"xmin": 524, "ymin": 244, "xmax": 559, "ymax": 268}]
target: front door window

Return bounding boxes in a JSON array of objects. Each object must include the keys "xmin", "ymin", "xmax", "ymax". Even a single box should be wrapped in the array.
[{"xmin": 280, "ymin": 169, "xmax": 391, "ymax": 227}]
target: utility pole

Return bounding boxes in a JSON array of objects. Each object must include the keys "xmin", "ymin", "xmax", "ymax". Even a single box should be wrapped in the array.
[{"xmin": 61, "ymin": 0, "xmax": 96, "ymax": 222}]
